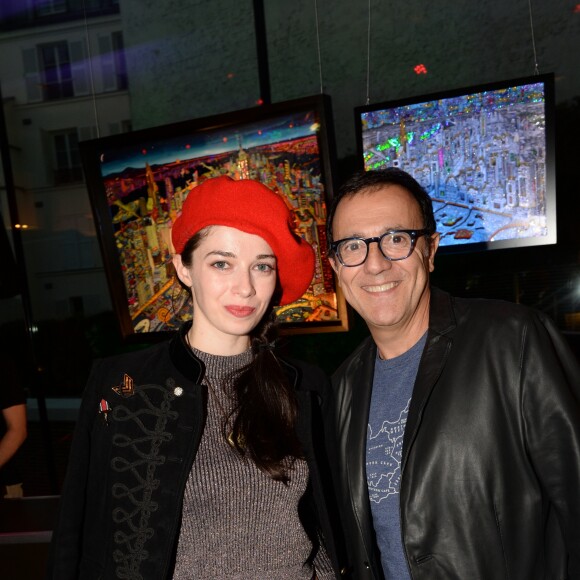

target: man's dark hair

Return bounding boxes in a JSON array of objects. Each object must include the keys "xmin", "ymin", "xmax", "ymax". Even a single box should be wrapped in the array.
[{"xmin": 326, "ymin": 168, "xmax": 437, "ymax": 254}]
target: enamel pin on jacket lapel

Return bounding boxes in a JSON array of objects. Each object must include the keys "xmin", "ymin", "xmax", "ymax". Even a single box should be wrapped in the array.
[{"xmin": 112, "ymin": 373, "xmax": 135, "ymax": 398}]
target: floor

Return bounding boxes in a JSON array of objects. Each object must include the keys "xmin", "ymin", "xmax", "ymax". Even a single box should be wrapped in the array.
[{"xmin": 0, "ymin": 497, "xmax": 59, "ymax": 579}]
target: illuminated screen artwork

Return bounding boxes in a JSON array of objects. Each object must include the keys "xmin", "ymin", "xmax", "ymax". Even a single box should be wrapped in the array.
[
  {"xmin": 355, "ymin": 74, "xmax": 557, "ymax": 253},
  {"xmin": 81, "ymin": 96, "xmax": 349, "ymax": 340}
]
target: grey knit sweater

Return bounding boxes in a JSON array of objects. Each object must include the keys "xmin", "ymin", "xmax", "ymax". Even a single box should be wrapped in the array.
[{"xmin": 172, "ymin": 347, "xmax": 334, "ymax": 579}]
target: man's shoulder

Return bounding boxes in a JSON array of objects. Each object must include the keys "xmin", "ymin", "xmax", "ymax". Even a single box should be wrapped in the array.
[
  {"xmin": 449, "ymin": 292, "xmax": 542, "ymax": 326},
  {"xmin": 431, "ymin": 288, "xmax": 560, "ymax": 348},
  {"xmin": 332, "ymin": 335, "xmax": 376, "ymax": 381},
  {"xmin": 433, "ymin": 287, "xmax": 541, "ymax": 326}
]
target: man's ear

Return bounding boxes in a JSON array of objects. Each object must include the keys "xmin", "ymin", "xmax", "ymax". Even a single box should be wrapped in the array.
[
  {"xmin": 328, "ymin": 254, "xmax": 339, "ymax": 274},
  {"xmin": 172, "ymin": 254, "xmax": 193, "ymax": 288},
  {"xmin": 427, "ymin": 233, "xmax": 440, "ymax": 273}
]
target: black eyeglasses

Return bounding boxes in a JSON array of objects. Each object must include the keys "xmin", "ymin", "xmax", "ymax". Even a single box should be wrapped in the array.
[{"xmin": 330, "ymin": 229, "xmax": 432, "ymax": 267}]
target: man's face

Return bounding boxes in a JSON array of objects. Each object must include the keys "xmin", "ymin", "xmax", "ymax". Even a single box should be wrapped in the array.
[{"xmin": 330, "ymin": 185, "xmax": 439, "ymax": 342}]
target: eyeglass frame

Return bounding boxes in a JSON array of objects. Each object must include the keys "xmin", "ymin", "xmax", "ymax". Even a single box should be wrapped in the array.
[{"xmin": 329, "ymin": 228, "xmax": 433, "ymax": 267}]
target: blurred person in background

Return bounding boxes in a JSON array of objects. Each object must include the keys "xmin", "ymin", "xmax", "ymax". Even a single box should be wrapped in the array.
[{"xmin": 0, "ymin": 351, "xmax": 27, "ymax": 498}]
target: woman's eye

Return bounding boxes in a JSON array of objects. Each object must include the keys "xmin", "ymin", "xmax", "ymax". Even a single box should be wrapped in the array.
[
  {"xmin": 256, "ymin": 263, "xmax": 275, "ymax": 273},
  {"xmin": 212, "ymin": 261, "xmax": 229, "ymax": 270}
]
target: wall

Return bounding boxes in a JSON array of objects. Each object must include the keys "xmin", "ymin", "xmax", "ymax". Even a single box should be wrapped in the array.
[
  {"xmin": 121, "ymin": 0, "xmax": 261, "ymax": 128},
  {"xmin": 122, "ymin": 0, "xmax": 580, "ymax": 161}
]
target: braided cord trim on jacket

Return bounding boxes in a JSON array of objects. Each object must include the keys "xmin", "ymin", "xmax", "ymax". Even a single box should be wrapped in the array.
[{"xmin": 110, "ymin": 379, "xmax": 179, "ymax": 580}]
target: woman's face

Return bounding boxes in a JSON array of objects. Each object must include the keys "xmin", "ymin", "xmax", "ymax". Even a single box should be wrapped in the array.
[{"xmin": 173, "ymin": 225, "xmax": 277, "ymax": 353}]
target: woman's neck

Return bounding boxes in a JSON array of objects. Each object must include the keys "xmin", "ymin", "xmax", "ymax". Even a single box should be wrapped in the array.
[{"xmin": 185, "ymin": 328, "xmax": 250, "ymax": 357}]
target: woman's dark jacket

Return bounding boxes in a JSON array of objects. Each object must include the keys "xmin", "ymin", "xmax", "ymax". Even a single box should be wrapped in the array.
[
  {"xmin": 47, "ymin": 327, "xmax": 343, "ymax": 579},
  {"xmin": 328, "ymin": 288, "xmax": 580, "ymax": 579}
]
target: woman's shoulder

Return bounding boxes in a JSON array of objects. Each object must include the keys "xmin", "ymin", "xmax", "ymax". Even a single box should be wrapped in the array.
[{"xmin": 89, "ymin": 340, "xmax": 171, "ymax": 381}]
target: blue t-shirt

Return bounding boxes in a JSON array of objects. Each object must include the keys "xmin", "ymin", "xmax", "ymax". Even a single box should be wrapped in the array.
[{"xmin": 366, "ymin": 333, "xmax": 427, "ymax": 579}]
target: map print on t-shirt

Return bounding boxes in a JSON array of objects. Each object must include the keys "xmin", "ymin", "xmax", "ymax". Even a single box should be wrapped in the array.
[{"xmin": 366, "ymin": 397, "xmax": 411, "ymax": 503}]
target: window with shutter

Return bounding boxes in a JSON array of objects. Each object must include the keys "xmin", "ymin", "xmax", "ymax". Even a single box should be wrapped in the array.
[
  {"xmin": 69, "ymin": 40, "xmax": 89, "ymax": 96},
  {"xmin": 51, "ymin": 129, "xmax": 84, "ymax": 184},
  {"xmin": 98, "ymin": 31, "xmax": 128, "ymax": 92},
  {"xmin": 22, "ymin": 48, "xmax": 42, "ymax": 103},
  {"xmin": 98, "ymin": 34, "xmax": 116, "ymax": 92},
  {"xmin": 39, "ymin": 42, "xmax": 73, "ymax": 100}
]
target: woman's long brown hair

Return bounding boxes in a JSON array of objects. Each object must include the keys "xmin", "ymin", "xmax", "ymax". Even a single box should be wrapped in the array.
[{"xmin": 180, "ymin": 229, "xmax": 303, "ymax": 483}]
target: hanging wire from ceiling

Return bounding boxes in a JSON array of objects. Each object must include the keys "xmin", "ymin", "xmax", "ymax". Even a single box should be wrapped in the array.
[
  {"xmin": 527, "ymin": 0, "xmax": 540, "ymax": 75},
  {"xmin": 82, "ymin": 0, "xmax": 101, "ymax": 137},
  {"xmin": 366, "ymin": 0, "xmax": 371, "ymax": 104},
  {"xmin": 314, "ymin": 0, "xmax": 324, "ymax": 94}
]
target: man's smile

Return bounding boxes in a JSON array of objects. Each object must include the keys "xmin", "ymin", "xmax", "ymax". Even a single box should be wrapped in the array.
[{"xmin": 363, "ymin": 281, "xmax": 400, "ymax": 293}]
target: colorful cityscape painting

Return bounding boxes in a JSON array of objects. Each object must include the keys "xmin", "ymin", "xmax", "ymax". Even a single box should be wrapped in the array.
[
  {"xmin": 357, "ymin": 75, "xmax": 556, "ymax": 252},
  {"xmin": 82, "ymin": 97, "xmax": 348, "ymax": 338}
]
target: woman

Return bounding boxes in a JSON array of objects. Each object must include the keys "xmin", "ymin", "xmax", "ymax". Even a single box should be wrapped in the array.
[{"xmin": 47, "ymin": 176, "xmax": 342, "ymax": 579}]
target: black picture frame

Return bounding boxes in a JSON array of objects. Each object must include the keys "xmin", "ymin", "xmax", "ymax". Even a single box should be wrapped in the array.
[{"xmin": 354, "ymin": 74, "xmax": 557, "ymax": 255}]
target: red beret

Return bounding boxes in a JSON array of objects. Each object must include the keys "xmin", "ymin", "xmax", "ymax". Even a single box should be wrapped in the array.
[{"xmin": 171, "ymin": 176, "xmax": 315, "ymax": 306}]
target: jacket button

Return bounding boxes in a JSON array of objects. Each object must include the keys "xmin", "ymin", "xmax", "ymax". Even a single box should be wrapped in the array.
[{"xmin": 364, "ymin": 561, "xmax": 370, "ymax": 569}]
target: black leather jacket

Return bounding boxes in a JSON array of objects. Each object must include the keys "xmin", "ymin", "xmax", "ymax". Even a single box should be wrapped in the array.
[
  {"xmin": 329, "ymin": 288, "xmax": 580, "ymax": 579},
  {"xmin": 47, "ymin": 325, "xmax": 342, "ymax": 579}
]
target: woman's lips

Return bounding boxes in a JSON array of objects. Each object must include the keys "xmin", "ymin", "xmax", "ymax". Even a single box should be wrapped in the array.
[{"xmin": 225, "ymin": 305, "xmax": 256, "ymax": 317}]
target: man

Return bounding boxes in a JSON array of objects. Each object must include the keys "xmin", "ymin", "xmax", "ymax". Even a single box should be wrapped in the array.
[{"xmin": 325, "ymin": 167, "xmax": 580, "ymax": 579}]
